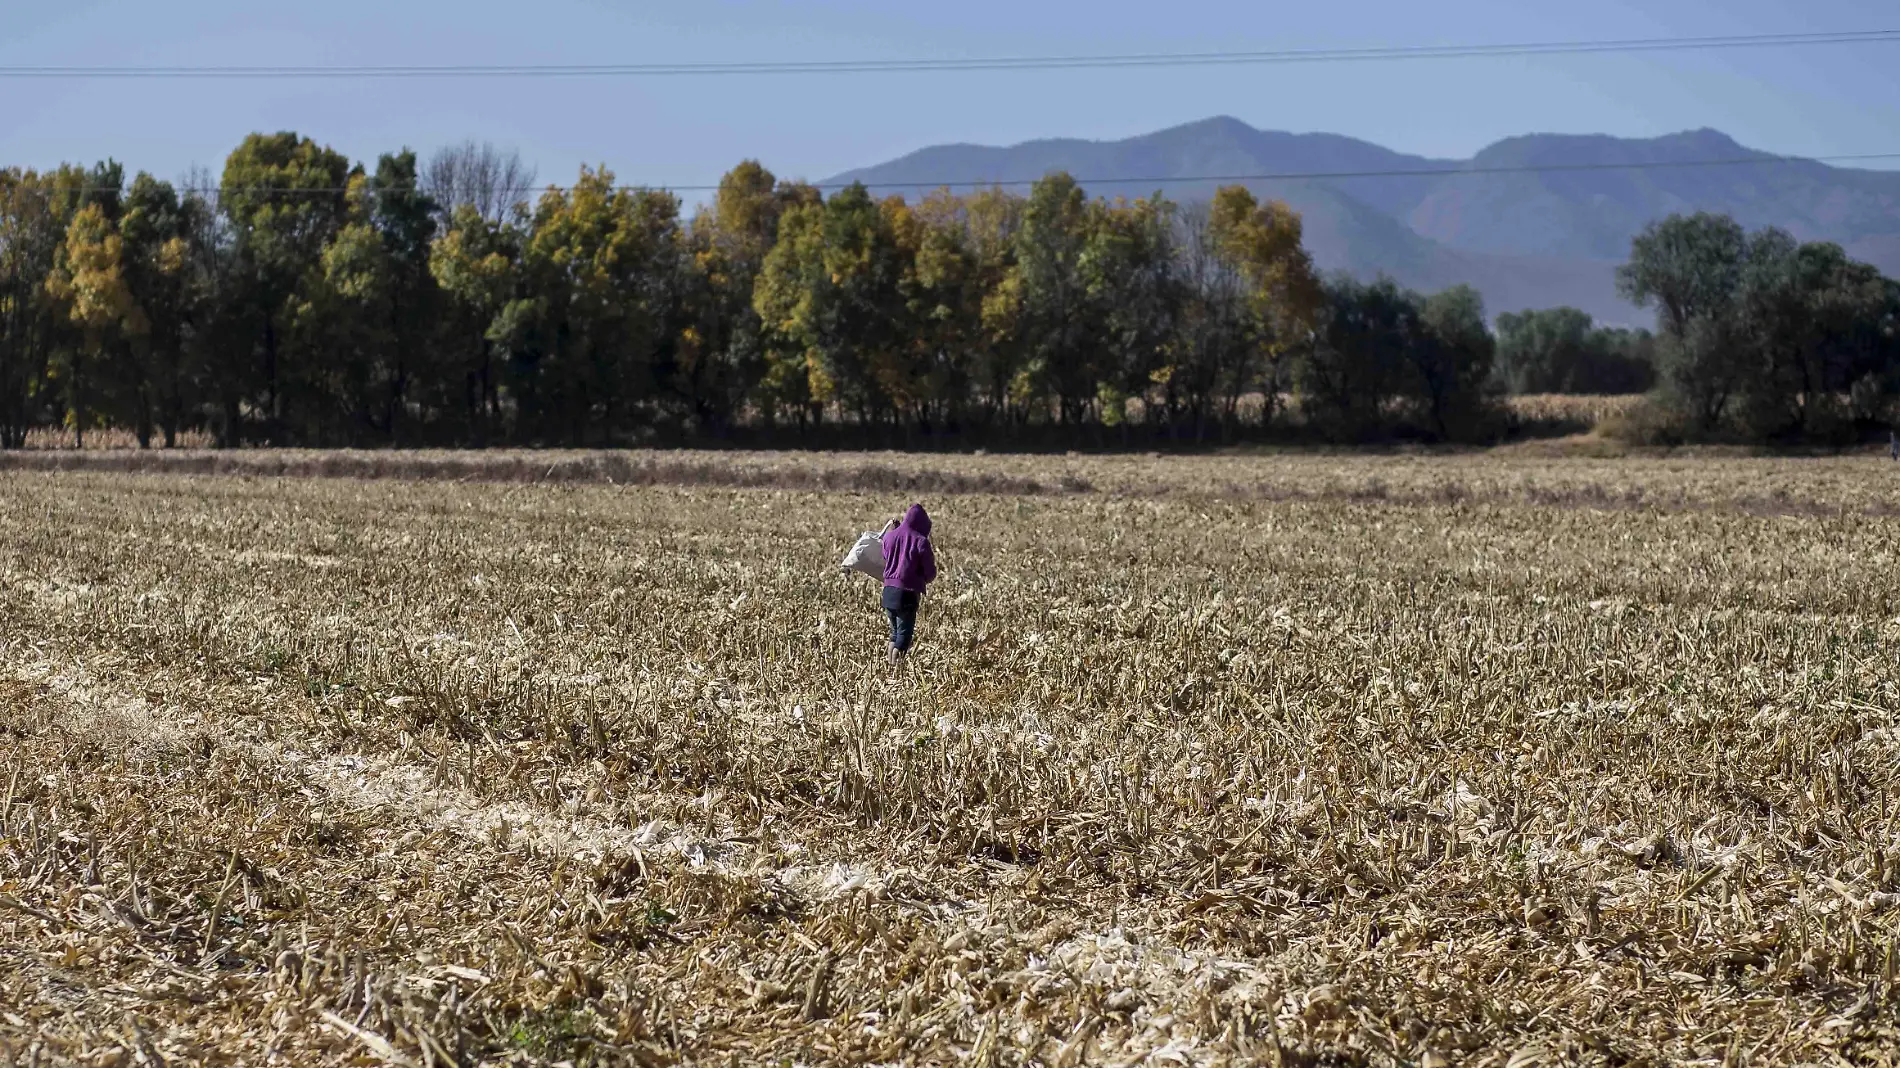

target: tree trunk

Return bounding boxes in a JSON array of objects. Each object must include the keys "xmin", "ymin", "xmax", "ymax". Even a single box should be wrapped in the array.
[
  {"xmin": 264, "ymin": 317, "xmax": 281, "ymax": 446},
  {"xmin": 221, "ymin": 394, "xmax": 242, "ymax": 448}
]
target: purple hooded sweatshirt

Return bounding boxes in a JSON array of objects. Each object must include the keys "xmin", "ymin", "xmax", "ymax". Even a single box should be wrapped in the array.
[{"xmin": 882, "ymin": 504, "xmax": 938, "ymax": 593}]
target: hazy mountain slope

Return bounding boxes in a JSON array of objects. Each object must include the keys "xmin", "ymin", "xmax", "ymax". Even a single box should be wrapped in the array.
[
  {"xmin": 828, "ymin": 115, "xmax": 1452, "ymax": 216},
  {"xmin": 1846, "ymin": 235, "xmax": 1900, "ymax": 281},
  {"xmin": 826, "ymin": 118, "xmax": 1900, "ymax": 325},
  {"xmin": 1408, "ymin": 129, "xmax": 1900, "ymax": 259},
  {"xmin": 1155, "ymin": 178, "xmax": 1630, "ymax": 322}
]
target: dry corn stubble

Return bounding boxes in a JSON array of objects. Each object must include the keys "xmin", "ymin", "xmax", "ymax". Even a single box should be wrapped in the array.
[{"xmin": 1, "ymin": 454, "xmax": 1899, "ymax": 1066}]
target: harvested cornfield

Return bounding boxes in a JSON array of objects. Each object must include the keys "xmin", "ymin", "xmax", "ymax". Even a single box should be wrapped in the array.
[
  {"xmin": 1503, "ymin": 394, "xmax": 1645, "ymax": 436},
  {"xmin": 17, "ymin": 428, "xmax": 217, "ymax": 452},
  {"xmin": 2, "ymin": 452, "xmax": 1898, "ymax": 1066}
]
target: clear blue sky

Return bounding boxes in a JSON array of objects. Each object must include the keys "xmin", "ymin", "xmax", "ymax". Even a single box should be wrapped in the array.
[{"xmin": 3, "ymin": 0, "xmax": 1898, "ymax": 202}]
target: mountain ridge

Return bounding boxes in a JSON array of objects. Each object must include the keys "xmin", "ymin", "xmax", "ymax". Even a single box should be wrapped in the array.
[{"xmin": 825, "ymin": 119, "xmax": 1900, "ymax": 325}]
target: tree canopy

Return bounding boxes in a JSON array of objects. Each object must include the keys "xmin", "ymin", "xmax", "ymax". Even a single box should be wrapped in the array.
[{"xmin": 1, "ymin": 135, "xmax": 1896, "ymax": 448}]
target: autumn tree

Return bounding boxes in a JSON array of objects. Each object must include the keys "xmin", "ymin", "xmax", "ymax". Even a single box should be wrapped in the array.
[
  {"xmin": 297, "ymin": 174, "xmax": 394, "ymax": 442},
  {"xmin": 0, "ymin": 168, "xmax": 93, "ymax": 446},
  {"xmin": 1082, "ymin": 194, "xmax": 1178, "ymax": 430},
  {"xmin": 24, "ymin": 134, "xmax": 1900, "ymax": 450},
  {"xmin": 362, "ymin": 151, "xmax": 439, "ymax": 442},
  {"xmin": 298, "ymin": 174, "xmax": 445, "ymax": 446},
  {"xmin": 430, "ymin": 204, "xmax": 526, "ymax": 444},
  {"xmin": 1168, "ymin": 202, "xmax": 1252, "ymax": 438},
  {"xmin": 1011, "ymin": 173, "xmax": 1094, "ymax": 423},
  {"xmin": 118, "ymin": 174, "xmax": 211, "ymax": 447},
  {"xmin": 1207, "ymin": 186, "xmax": 1322, "ymax": 427},
  {"xmin": 894, "ymin": 189, "xmax": 986, "ymax": 433},
  {"xmin": 958, "ymin": 187, "xmax": 1025, "ymax": 425},
  {"xmin": 520, "ymin": 167, "xmax": 682, "ymax": 444},
  {"xmin": 673, "ymin": 161, "xmax": 800, "ymax": 435},
  {"xmin": 46, "ymin": 200, "xmax": 143, "ymax": 446},
  {"xmin": 39, "ymin": 162, "xmax": 137, "ymax": 447},
  {"xmin": 753, "ymin": 183, "xmax": 908, "ymax": 428},
  {"xmin": 220, "ymin": 132, "xmax": 356, "ymax": 444}
]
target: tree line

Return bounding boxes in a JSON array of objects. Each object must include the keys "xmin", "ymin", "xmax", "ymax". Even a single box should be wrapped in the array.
[
  {"xmin": 2, "ymin": 132, "xmax": 1896, "ymax": 449},
  {"xmin": 1615, "ymin": 213, "xmax": 1900, "ymax": 444}
]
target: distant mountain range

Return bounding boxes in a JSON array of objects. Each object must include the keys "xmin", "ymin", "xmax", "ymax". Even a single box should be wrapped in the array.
[{"xmin": 825, "ymin": 117, "xmax": 1900, "ymax": 326}]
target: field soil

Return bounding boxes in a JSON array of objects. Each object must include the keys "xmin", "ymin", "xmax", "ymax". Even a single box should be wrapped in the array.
[{"xmin": 2, "ymin": 452, "xmax": 1899, "ymax": 1065}]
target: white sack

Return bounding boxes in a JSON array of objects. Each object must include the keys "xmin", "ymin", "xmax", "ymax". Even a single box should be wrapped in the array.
[{"xmin": 840, "ymin": 531, "xmax": 885, "ymax": 578}]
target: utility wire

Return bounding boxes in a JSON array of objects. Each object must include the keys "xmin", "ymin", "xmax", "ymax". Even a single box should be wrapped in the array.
[
  {"xmin": 5, "ymin": 28, "xmax": 1900, "ymax": 78},
  {"xmin": 42, "ymin": 151, "xmax": 1900, "ymax": 199}
]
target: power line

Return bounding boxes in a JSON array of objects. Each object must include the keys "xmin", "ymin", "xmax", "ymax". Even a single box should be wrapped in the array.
[
  {"xmin": 5, "ymin": 28, "xmax": 1900, "ymax": 79},
  {"xmin": 42, "ymin": 150, "xmax": 1900, "ymax": 199},
  {"xmin": 795, "ymin": 152, "xmax": 1900, "ymax": 192}
]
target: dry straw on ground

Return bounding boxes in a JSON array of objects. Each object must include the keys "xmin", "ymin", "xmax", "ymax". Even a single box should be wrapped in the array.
[
  {"xmin": 17, "ymin": 428, "xmax": 217, "ymax": 451},
  {"xmin": 1503, "ymin": 394, "xmax": 1643, "ymax": 435},
  {"xmin": 2, "ymin": 452, "xmax": 1899, "ymax": 1066}
]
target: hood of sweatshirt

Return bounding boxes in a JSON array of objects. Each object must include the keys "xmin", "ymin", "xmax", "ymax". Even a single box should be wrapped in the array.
[{"xmin": 900, "ymin": 504, "xmax": 931, "ymax": 537}]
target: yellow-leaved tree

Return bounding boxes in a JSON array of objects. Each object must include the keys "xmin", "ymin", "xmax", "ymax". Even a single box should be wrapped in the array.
[
  {"xmin": 1207, "ymin": 186, "xmax": 1322, "ymax": 427},
  {"xmin": 45, "ymin": 203, "xmax": 145, "ymax": 447},
  {"xmin": 524, "ymin": 166, "xmax": 682, "ymax": 444}
]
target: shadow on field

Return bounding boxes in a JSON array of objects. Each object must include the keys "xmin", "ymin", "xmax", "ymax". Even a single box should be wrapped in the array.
[
  {"xmin": 5, "ymin": 448, "xmax": 1897, "ymax": 519},
  {"xmin": 0, "ymin": 449, "xmax": 1092, "ymax": 497}
]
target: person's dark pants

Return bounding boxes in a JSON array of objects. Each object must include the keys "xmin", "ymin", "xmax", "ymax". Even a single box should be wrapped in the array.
[{"xmin": 882, "ymin": 586, "xmax": 920, "ymax": 653}]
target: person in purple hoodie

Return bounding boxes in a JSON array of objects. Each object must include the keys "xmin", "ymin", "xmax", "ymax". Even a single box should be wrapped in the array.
[{"xmin": 879, "ymin": 504, "xmax": 938, "ymax": 663}]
